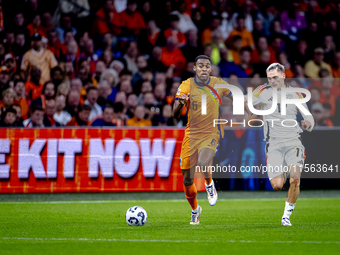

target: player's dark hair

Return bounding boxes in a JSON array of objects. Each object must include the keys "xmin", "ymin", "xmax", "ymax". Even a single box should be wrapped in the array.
[{"xmin": 194, "ymin": 55, "xmax": 211, "ymax": 66}]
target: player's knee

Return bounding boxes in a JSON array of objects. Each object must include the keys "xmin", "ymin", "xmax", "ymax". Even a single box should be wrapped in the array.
[
  {"xmin": 272, "ymin": 183, "xmax": 283, "ymax": 191},
  {"xmin": 183, "ymin": 176, "xmax": 194, "ymax": 186},
  {"xmin": 290, "ymin": 177, "xmax": 300, "ymax": 187}
]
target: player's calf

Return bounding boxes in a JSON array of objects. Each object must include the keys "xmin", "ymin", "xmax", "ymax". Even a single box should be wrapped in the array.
[{"xmin": 183, "ymin": 176, "xmax": 194, "ymax": 186}]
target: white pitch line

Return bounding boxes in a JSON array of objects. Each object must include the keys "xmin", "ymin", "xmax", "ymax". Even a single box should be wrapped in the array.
[
  {"xmin": 0, "ymin": 197, "xmax": 339, "ymax": 205},
  {"xmin": 1, "ymin": 237, "xmax": 339, "ymax": 244}
]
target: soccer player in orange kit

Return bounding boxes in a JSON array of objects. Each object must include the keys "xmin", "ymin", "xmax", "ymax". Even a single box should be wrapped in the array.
[{"xmin": 173, "ymin": 55, "xmax": 233, "ymax": 224}]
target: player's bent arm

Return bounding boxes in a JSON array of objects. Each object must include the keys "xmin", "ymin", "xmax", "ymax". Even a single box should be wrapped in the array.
[{"xmin": 173, "ymin": 100, "xmax": 185, "ymax": 119}]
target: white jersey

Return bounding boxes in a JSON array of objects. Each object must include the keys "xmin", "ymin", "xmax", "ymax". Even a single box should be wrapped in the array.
[{"xmin": 252, "ymin": 84, "xmax": 314, "ymax": 140}]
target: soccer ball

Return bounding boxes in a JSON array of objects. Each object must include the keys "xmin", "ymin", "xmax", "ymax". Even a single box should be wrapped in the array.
[{"xmin": 125, "ymin": 206, "xmax": 148, "ymax": 226}]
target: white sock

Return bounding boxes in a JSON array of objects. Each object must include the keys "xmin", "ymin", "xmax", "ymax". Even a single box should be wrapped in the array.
[
  {"xmin": 192, "ymin": 205, "xmax": 200, "ymax": 212},
  {"xmin": 283, "ymin": 201, "xmax": 295, "ymax": 218}
]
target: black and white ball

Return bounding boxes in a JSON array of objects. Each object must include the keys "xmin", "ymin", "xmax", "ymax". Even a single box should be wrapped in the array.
[{"xmin": 125, "ymin": 206, "xmax": 148, "ymax": 226}]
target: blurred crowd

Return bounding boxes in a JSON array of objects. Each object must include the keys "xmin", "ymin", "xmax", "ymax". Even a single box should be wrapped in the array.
[{"xmin": 0, "ymin": 0, "xmax": 340, "ymax": 128}]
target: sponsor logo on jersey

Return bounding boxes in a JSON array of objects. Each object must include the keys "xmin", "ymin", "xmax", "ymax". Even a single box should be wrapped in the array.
[
  {"xmin": 176, "ymin": 89, "xmax": 181, "ymax": 95},
  {"xmin": 268, "ymin": 97, "xmax": 273, "ymax": 101},
  {"xmin": 297, "ymin": 160, "xmax": 304, "ymax": 165}
]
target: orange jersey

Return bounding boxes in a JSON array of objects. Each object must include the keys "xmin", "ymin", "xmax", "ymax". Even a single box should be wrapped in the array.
[{"xmin": 175, "ymin": 76, "xmax": 231, "ymax": 140}]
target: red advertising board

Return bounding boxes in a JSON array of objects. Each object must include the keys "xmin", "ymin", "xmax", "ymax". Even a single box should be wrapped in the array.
[{"xmin": 0, "ymin": 128, "xmax": 205, "ymax": 193}]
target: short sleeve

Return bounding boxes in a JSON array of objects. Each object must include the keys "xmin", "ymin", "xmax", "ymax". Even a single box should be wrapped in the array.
[
  {"xmin": 218, "ymin": 79, "xmax": 232, "ymax": 97},
  {"xmin": 175, "ymin": 80, "xmax": 190, "ymax": 99}
]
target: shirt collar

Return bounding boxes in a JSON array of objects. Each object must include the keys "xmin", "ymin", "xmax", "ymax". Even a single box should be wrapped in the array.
[{"xmin": 194, "ymin": 77, "xmax": 210, "ymax": 87}]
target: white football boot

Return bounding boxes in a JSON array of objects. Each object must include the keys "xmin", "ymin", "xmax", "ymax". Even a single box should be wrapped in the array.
[
  {"xmin": 281, "ymin": 217, "xmax": 292, "ymax": 226},
  {"xmin": 205, "ymin": 180, "xmax": 218, "ymax": 206},
  {"xmin": 190, "ymin": 205, "xmax": 202, "ymax": 225}
]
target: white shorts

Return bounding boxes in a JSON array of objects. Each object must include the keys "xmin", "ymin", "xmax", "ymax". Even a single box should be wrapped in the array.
[{"xmin": 265, "ymin": 137, "xmax": 305, "ymax": 180}]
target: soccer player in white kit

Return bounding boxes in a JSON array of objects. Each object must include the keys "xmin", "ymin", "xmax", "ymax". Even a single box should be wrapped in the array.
[{"xmin": 248, "ymin": 63, "xmax": 315, "ymax": 226}]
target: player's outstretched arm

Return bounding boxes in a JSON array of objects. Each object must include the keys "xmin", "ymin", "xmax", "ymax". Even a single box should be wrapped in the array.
[{"xmin": 173, "ymin": 93, "xmax": 190, "ymax": 119}]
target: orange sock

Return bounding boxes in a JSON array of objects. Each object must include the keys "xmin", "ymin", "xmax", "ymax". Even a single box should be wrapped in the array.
[
  {"xmin": 205, "ymin": 178, "xmax": 212, "ymax": 185},
  {"xmin": 183, "ymin": 183, "xmax": 198, "ymax": 210}
]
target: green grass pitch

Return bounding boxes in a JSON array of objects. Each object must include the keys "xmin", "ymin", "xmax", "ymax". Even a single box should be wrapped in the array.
[{"xmin": 0, "ymin": 192, "xmax": 339, "ymax": 255}]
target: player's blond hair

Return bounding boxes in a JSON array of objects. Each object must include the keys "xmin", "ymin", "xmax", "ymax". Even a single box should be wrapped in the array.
[{"xmin": 266, "ymin": 63, "xmax": 285, "ymax": 74}]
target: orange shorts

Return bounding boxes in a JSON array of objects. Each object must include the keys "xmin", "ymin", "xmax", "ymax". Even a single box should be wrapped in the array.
[{"xmin": 180, "ymin": 135, "xmax": 219, "ymax": 169}]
